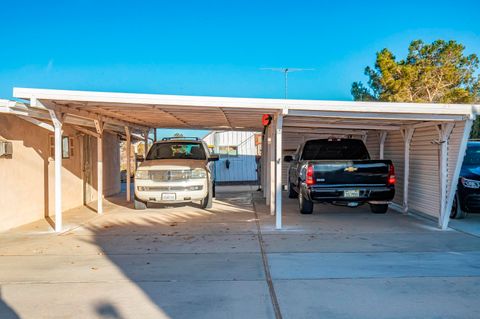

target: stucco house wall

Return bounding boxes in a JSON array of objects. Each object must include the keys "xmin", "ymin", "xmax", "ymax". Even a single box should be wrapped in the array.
[{"xmin": 0, "ymin": 114, "xmax": 120, "ymax": 232}]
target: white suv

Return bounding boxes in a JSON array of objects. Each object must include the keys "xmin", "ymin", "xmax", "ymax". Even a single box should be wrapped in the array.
[{"xmin": 134, "ymin": 137, "xmax": 218, "ymax": 210}]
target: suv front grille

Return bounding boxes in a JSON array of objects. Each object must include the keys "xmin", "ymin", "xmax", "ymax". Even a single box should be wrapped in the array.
[
  {"xmin": 137, "ymin": 185, "xmax": 203, "ymax": 191},
  {"xmin": 149, "ymin": 170, "xmax": 192, "ymax": 181}
]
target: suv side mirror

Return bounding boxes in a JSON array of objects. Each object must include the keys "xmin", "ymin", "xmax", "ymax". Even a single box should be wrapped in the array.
[
  {"xmin": 208, "ymin": 154, "xmax": 219, "ymax": 162},
  {"xmin": 136, "ymin": 154, "xmax": 145, "ymax": 162},
  {"xmin": 284, "ymin": 155, "xmax": 293, "ymax": 162}
]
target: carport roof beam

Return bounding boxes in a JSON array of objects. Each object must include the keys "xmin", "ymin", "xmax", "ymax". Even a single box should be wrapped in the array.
[
  {"xmin": 287, "ymin": 110, "xmax": 467, "ymax": 122},
  {"xmin": 283, "ymin": 121, "xmax": 401, "ymax": 131}
]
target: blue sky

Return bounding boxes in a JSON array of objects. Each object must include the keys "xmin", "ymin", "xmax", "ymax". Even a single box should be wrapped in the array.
[{"xmin": 1, "ymin": 0, "xmax": 479, "ymax": 137}]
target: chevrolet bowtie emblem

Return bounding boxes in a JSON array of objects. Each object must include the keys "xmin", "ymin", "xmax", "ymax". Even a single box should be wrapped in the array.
[{"xmin": 344, "ymin": 166, "xmax": 358, "ymax": 172}]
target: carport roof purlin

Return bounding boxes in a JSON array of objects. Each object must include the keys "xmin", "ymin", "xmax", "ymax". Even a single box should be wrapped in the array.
[
  {"xmin": 12, "ymin": 87, "xmax": 477, "ymax": 133},
  {"xmin": 10, "ymin": 87, "xmax": 480, "ymax": 233}
]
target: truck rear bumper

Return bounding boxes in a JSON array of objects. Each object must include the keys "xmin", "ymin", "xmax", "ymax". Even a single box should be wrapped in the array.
[{"xmin": 305, "ymin": 186, "xmax": 395, "ymax": 203}]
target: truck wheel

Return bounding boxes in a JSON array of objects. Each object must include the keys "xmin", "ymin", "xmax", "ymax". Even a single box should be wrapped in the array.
[
  {"xmin": 450, "ymin": 192, "xmax": 467, "ymax": 219},
  {"xmin": 299, "ymin": 192, "xmax": 313, "ymax": 214},
  {"xmin": 134, "ymin": 196, "xmax": 147, "ymax": 210},
  {"xmin": 288, "ymin": 183, "xmax": 298, "ymax": 198},
  {"xmin": 370, "ymin": 204, "xmax": 388, "ymax": 214},
  {"xmin": 201, "ymin": 183, "xmax": 213, "ymax": 209}
]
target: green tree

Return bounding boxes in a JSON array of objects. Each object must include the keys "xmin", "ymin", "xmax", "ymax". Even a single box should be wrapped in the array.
[
  {"xmin": 352, "ymin": 40, "xmax": 480, "ymax": 103},
  {"xmin": 351, "ymin": 40, "xmax": 480, "ymax": 137}
]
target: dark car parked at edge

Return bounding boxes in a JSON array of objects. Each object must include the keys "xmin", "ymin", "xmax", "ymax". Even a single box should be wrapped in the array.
[
  {"xmin": 285, "ymin": 138, "xmax": 396, "ymax": 214},
  {"xmin": 451, "ymin": 141, "xmax": 480, "ymax": 219}
]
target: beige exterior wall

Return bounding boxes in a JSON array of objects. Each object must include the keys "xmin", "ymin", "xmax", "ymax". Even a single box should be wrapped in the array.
[{"xmin": 0, "ymin": 114, "xmax": 120, "ymax": 232}]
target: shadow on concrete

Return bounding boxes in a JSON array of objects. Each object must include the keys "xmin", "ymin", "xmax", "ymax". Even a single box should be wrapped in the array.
[
  {"xmin": 70, "ymin": 187, "xmax": 271, "ymax": 318},
  {"xmin": 95, "ymin": 302, "xmax": 125, "ymax": 319},
  {"xmin": 0, "ymin": 288, "xmax": 19, "ymax": 319}
]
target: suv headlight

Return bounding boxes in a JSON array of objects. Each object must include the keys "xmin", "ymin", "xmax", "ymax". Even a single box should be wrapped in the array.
[
  {"xmin": 461, "ymin": 177, "xmax": 480, "ymax": 189},
  {"xmin": 135, "ymin": 170, "xmax": 149, "ymax": 180},
  {"xmin": 191, "ymin": 168, "xmax": 207, "ymax": 179}
]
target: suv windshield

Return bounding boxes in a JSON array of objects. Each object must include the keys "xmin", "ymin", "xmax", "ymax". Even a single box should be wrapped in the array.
[
  {"xmin": 301, "ymin": 139, "xmax": 370, "ymax": 160},
  {"xmin": 464, "ymin": 145, "xmax": 480, "ymax": 165},
  {"xmin": 146, "ymin": 142, "xmax": 206, "ymax": 160}
]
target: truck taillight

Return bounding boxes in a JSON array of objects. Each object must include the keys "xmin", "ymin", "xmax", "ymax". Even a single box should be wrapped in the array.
[
  {"xmin": 306, "ymin": 165, "xmax": 315, "ymax": 186},
  {"xmin": 388, "ymin": 164, "xmax": 396, "ymax": 185}
]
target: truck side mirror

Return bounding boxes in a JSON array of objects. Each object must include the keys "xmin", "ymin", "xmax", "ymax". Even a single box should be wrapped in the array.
[
  {"xmin": 284, "ymin": 155, "xmax": 293, "ymax": 162},
  {"xmin": 136, "ymin": 154, "xmax": 145, "ymax": 162},
  {"xmin": 208, "ymin": 154, "xmax": 219, "ymax": 162}
]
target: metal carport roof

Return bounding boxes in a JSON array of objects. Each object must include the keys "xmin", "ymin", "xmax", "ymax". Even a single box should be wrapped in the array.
[
  {"xmin": 10, "ymin": 87, "xmax": 479, "ymax": 232},
  {"xmin": 13, "ymin": 87, "xmax": 475, "ymax": 131}
]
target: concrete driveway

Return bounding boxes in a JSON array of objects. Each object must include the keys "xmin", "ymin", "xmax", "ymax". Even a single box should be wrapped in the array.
[{"xmin": 1, "ymin": 186, "xmax": 480, "ymax": 319}]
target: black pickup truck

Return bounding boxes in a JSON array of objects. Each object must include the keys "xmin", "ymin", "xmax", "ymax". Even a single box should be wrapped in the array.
[{"xmin": 285, "ymin": 138, "xmax": 395, "ymax": 214}]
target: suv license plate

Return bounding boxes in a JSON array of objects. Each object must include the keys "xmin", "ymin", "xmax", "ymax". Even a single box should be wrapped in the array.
[
  {"xmin": 162, "ymin": 193, "xmax": 176, "ymax": 201},
  {"xmin": 344, "ymin": 190, "xmax": 360, "ymax": 198}
]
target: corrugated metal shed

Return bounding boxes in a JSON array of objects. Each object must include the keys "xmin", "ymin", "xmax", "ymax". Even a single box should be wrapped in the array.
[
  {"xmin": 383, "ymin": 131, "xmax": 405, "ymax": 207},
  {"xmin": 409, "ymin": 127, "xmax": 441, "ymax": 217},
  {"xmin": 203, "ymin": 131, "xmax": 259, "ymax": 183},
  {"xmin": 365, "ymin": 132, "xmax": 380, "ymax": 160}
]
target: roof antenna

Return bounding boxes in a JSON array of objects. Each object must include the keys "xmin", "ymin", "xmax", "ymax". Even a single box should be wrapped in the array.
[{"xmin": 261, "ymin": 67, "xmax": 314, "ymax": 99}]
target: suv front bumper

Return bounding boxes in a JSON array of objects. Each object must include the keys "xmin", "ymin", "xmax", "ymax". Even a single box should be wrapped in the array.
[{"xmin": 134, "ymin": 179, "xmax": 208, "ymax": 203}]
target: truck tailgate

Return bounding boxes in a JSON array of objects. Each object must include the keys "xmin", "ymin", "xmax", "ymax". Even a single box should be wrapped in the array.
[{"xmin": 311, "ymin": 160, "xmax": 391, "ymax": 186}]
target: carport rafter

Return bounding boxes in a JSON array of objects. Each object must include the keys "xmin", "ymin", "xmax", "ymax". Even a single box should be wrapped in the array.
[
  {"xmin": 18, "ymin": 115, "xmax": 54, "ymax": 132},
  {"xmin": 30, "ymin": 97, "xmax": 149, "ymax": 133},
  {"xmin": 218, "ymin": 107, "xmax": 234, "ymax": 129},
  {"xmin": 151, "ymin": 106, "xmax": 192, "ymax": 127},
  {"xmin": 83, "ymin": 102, "xmax": 152, "ymax": 128},
  {"xmin": 72, "ymin": 125, "xmax": 100, "ymax": 138},
  {"xmin": 0, "ymin": 101, "xmax": 133, "ymax": 136}
]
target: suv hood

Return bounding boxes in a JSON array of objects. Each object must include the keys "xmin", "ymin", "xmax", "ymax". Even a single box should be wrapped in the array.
[
  {"xmin": 138, "ymin": 159, "xmax": 207, "ymax": 171},
  {"xmin": 461, "ymin": 165, "xmax": 480, "ymax": 180}
]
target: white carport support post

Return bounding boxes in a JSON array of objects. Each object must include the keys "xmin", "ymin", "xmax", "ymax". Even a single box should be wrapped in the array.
[
  {"xmin": 438, "ymin": 123, "xmax": 455, "ymax": 229},
  {"xmin": 261, "ymin": 130, "xmax": 267, "ymax": 198},
  {"xmin": 361, "ymin": 133, "xmax": 368, "ymax": 144},
  {"xmin": 94, "ymin": 118, "xmax": 105, "ymax": 214},
  {"xmin": 402, "ymin": 128, "xmax": 415, "ymax": 214},
  {"xmin": 269, "ymin": 122, "xmax": 276, "ymax": 214},
  {"xmin": 265, "ymin": 125, "xmax": 272, "ymax": 206},
  {"xmin": 379, "ymin": 131, "xmax": 387, "ymax": 159},
  {"xmin": 144, "ymin": 129, "xmax": 149, "ymax": 157},
  {"xmin": 125, "ymin": 126, "xmax": 132, "ymax": 202},
  {"xmin": 49, "ymin": 110, "xmax": 64, "ymax": 232},
  {"xmin": 275, "ymin": 114, "xmax": 283, "ymax": 229},
  {"xmin": 442, "ymin": 120, "xmax": 474, "ymax": 230}
]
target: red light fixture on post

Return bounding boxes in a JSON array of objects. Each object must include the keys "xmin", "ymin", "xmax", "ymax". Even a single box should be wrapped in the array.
[
  {"xmin": 262, "ymin": 114, "xmax": 272, "ymax": 127},
  {"xmin": 262, "ymin": 114, "xmax": 272, "ymax": 135}
]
